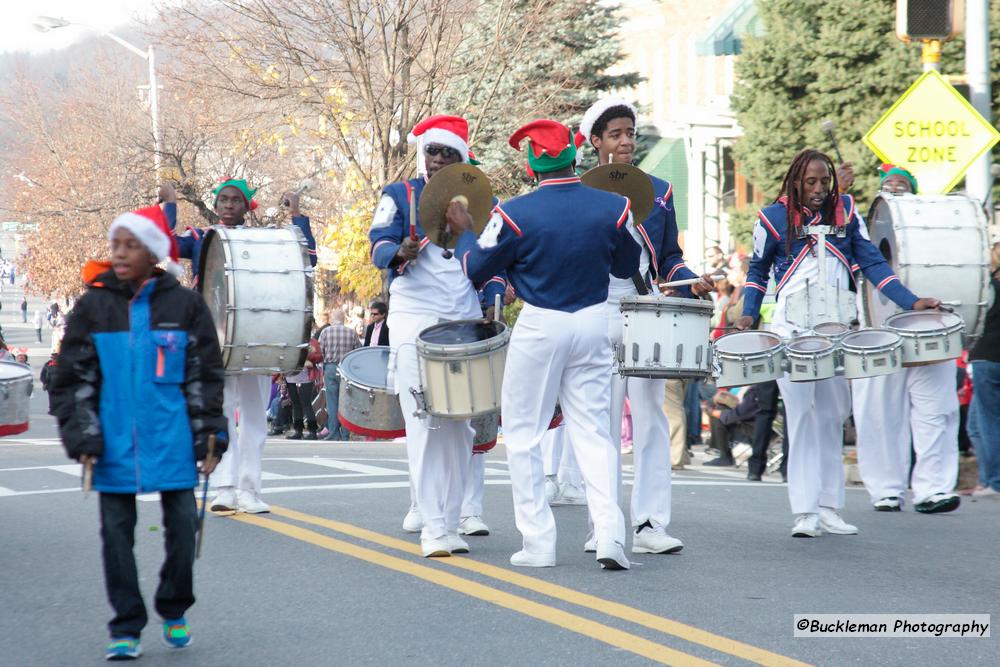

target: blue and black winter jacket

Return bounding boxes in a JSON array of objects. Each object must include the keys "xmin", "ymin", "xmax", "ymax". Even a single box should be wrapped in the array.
[{"xmin": 50, "ymin": 265, "xmax": 228, "ymax": 493}]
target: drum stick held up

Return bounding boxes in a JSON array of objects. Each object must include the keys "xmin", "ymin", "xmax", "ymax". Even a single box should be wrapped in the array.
[
  {"xmin": 82, "ymin": 459, "xmax": 93, "ymax": 498},
  {"xmin": 659, "ymin": 272, "xmax": 726, "ymax": 289},
  {"xmin": 196, "ymin": 434, "xmax": 216, "ymax": 559},
  {"xmin": 494, "ymin": 293, "xmax": 502, "ymax": 324}
]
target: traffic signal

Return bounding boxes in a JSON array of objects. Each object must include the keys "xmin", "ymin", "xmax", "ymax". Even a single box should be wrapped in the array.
[{"xmin": 896, "ymin": 0, "xmax": 965, "ymax": 42}]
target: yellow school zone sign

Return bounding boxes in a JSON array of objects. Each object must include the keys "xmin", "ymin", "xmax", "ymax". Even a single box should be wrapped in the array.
[{"xmin": 863, "ymin": 70, "xmax": 1000, "ymax": 194}]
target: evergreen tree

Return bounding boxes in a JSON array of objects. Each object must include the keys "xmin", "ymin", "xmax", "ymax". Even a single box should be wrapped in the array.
[
  {"xmin": 447, "ymin": 0, "xmax": 638, "ymax": 197},
  {"xmin": 732, "ymin": 0, "xmax": 987, "ymax": 198}
]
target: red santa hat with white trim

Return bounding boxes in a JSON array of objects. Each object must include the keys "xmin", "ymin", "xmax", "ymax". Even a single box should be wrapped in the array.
[
  {"xmin": 407, "ymin": 115, "xmax": 471, "ymax": 171},
  {"xmin": 108, "ymin": 204, "xmax": 183, "ymax": 276},
  {"xmin": 578, "ymin": 97, "xmax": 637, "ymax": 150}
]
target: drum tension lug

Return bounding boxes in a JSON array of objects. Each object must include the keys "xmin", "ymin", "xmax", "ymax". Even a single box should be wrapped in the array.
[{"xmin": 409, "ymin": 388, "xmax": 428, "ymax": 418}]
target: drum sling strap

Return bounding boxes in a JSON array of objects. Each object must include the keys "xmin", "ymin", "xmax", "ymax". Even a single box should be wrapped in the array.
[{"xmin": 631, "ymin": 272, "xmax": 650, "ymax": 296}]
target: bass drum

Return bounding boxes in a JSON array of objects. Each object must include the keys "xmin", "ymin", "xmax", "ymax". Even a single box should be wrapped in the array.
[
  {"xmin": 198, "ymin": 225, "xmax": 314, "ymax": 373},
  {"xmin": 862, "ymin": 193, "xmax": 990, "ymax": 345}
]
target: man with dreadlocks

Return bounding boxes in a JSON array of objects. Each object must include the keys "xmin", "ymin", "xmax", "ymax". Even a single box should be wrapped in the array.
[
  {"xmin": 576, "ymin": 97, "xmax": 714, "ymax": 556},
  {"xmin": 852, "ymin": 165, "xmax": 961, "ymax": 515},
  {"xmin": 733, "ymin": 150, "xmax": 941, "ymax": 538}
]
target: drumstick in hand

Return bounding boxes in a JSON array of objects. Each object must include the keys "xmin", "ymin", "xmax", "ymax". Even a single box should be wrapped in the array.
[
  {"xmin": 660, "ymin": 272, "xmax": 726, "ymax": 289},
  {"xmin": 82, "ymin": 458, "xmax": 93, "ymax": 499}
]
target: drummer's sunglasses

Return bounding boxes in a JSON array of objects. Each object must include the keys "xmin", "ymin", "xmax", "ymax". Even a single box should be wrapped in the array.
[{"xmin": 424, "ymin": 144, "xmax": 460, "ymax": 159}]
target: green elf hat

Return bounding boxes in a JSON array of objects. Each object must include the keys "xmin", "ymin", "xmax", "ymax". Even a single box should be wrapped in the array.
[
  {"xmin": 878, "ymin": 163, "xmax": 918, "ymax": 194},
  {"xmin": 212, "ymin": 177, "xmax": 259, "ymax": 210},
  {"xmin": 508, "ymin": 119, "xmax": 577, "ymax": 174}
]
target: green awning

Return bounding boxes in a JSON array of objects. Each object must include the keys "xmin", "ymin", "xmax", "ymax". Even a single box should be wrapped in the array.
[
  {"xmin": 695, "ymin": 0, "xmax": 762, "ymax": 56},
  {"xmin": 639, "ymin": 138, "xmax": 688, "ymax": 231}
]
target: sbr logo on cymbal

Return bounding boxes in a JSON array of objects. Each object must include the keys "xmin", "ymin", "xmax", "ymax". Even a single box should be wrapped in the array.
[
  {"xmin": 462, "ymin": 173, "xmax": 476, "ymax": 184},
  {"xmin": 609, "ymin": 170, "xmax": 627, "ymax": 181}
]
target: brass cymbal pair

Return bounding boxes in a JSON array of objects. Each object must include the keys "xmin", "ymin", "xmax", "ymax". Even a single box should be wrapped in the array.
[{"xmin": 419, "ymin": 162, "xmax": 655, "ymax": 249}]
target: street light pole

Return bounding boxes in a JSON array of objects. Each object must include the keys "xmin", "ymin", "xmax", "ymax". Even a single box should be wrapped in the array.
[{"xmin": 33, "ymin": 16, "xmax": 162, "ymax": 177}]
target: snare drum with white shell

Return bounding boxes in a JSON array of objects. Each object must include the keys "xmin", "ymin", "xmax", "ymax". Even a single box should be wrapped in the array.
[
  {"xmin": 785, "ymin": 336, "xmax": 837, "ymax": 382},
  {"xmin": 884, "ymin": 310, "xmax": 964, "ymax": 366},
  {"xmin": 840, "ymin": 329, "xmax": 903, "ymax": 379},
  {"xmin": 618, "ymin": 295, "xmax": 714, "ymax": 378},
  {"xmin": 712, "ymin": 331, "xmax": 785, "ymax": 387}
]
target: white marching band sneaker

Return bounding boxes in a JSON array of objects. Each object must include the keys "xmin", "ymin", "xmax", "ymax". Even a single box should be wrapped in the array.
[
  {"xmin": 236, "ymin": 489, "xmax": 270, "ymax": 514},
  {"xmin": 209, "ymin": 487, "xmax": 237, "ymax": 512},
  {"xmin": 583, "ymin": 535, "xmax": 597, "ymax": 553},
  {"xmin": 550, "ymin": 482, "xmax": 587, "ymax": 506},
  {"xmin": 446, "ymin": 532, "xmax": 470, "ymax": 554},
  {"xmin": 596, "ymin": 541, "xmax": 630, "ymax": 570},
  {"xmin": 632, "ymin": 525, "xmax": 684, "ymax": 554},
  {"xmin": 818, "ymin": 507, "xmax": 858, "ymax": 535},
  {"xmin": 873, "ymin": 497, "xmax": 902, "ymax": 512},
  {"xmin": 544, "ymin": 476, "xmax": 559, "ymax": 504},
  {"xmin": 791, "ymin": 513, "xmax": 822, "ymax": 538},
  {"xmin": 402, "ymin": 507, "xmax": 424, "ymax": 533},
  {"xmin": 421, "ymin": 536, "xmax": 452, "ymax": 558},
  {"xmin": 510, "ymin": 550, "xmax": 556, "ymax": 568},
  {"xmin": 458, "ymin": 516, "xmax": 490, "ymax": 536}
]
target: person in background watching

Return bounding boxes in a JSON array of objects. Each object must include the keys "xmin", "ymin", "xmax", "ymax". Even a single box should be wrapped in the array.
[
  {"xmin": 318, "ymin": 309, "xmax": 360, "ymax": 441},
  {"xmin": 363, "ymin": 302, "xmax": 390, "ymax": 346}
]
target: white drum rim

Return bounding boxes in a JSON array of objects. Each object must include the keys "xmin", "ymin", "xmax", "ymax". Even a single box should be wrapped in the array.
[
  {"xmin": 785, "ymin": 336, "xmax": 835, "ymax": 358},
  {"xmin": 812, "ymin": 321, "xmax": 851, "ymax": 339},
  {"xmin": 841, "ymin": 329, "xmax": 903, "ymax": 353},
  {"xmin": 416, "ymin": 320, "xmax": 510, "ymax": 357},
  {"xmin": 884, "ymin": 311, "xmax": 965, "ymax": 338},
  {"xmin": 619, "ymin": 295, "xmax": 715, "ymax": 313},
  {"xmin": 713, "ymin": 331, "xmax": 784, "ymax": 361}
]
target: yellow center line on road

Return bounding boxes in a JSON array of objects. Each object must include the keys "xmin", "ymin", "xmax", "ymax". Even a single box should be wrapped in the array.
[
  {"xmin": 267, "ymin": 505, "xmax": 811, "ymax": 667},
  {"xmin": 230, "ymin": 512, "xmax": 716, "ymax": 666}
]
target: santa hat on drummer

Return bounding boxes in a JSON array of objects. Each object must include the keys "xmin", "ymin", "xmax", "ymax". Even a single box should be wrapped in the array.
[
  {"xmin": 108, "ymin": 204, "xmax": 183, "ymax": 276},
  {"xmin": 577, "ymin": 97, "xmax": 637, "ymax": 152},
  {"xmin": 408, "ymin": 115, "xmax": 471, "ymax": 173},
  {"xmin": 509, "ymin": 119, "xmax": 578, "ymax": 174}
]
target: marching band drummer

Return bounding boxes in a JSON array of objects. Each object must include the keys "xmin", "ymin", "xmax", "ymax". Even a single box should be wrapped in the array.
[
  {"xmin": 368, "ymin": 115, "xmax": 505, "ymax": 558},
  {"xmin": 732, "ymin": 149, "xmax": 941, "ymax": 538},
  {"xmin": 450, "ymin": 119, "xmax": 640, "ymax": 570},
  {"xmin": 160, "ymin": 181, "xmax": 317, "ymax": 515},
  {"xmin": 852, "ymin": 165, "xmax": 961, "ymax": 515},
  {"xmin": 578, "ymin": 98, "xmax": 715, "ymax": 555}
]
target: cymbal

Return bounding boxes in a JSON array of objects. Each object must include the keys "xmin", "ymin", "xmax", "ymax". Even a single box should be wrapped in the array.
[
  {"xmin": 419, "ymin": 163, "xmax": 494, "ymax": 249},
  {"xmin": 580, "ymin": 163, "xmax": 655, "ymax": 223}
]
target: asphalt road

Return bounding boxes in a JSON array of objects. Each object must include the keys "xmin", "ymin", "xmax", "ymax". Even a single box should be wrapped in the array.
[{"xmin": 1, "ymin": 288, "xmax": 997, "ymax": 666}]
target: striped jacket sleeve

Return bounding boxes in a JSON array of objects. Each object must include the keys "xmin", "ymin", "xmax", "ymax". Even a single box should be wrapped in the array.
[
  {"xmin": 656, "ymin": 186, "xmax": 697, "ymax": 289},
  {"xmin": 742, "ymin": 215, "xmax": 780, "ymax": 320}
]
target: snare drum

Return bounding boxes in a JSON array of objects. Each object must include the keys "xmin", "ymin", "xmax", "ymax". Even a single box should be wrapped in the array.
[
  {"xmin": 840, "ymin": 329, "xmax": 903, "ymax": 379},
  {"xmin": 785, "ymin": 336, "xmax": 837, "ymax": 382},
  {"xmin": 199, "ymin": 225, "xmax": 313, "ymax": 373},
  {"xmin": 0, "ymin": 360, "xmax": 32, "ymax": 436},
  {"xmin": 415, "ymin": 320, "xmax": 509, "ymax": 418},
  {"xmin": 884, "ymin": 310, "xmax": 964, "ymax": 366},
  {"xmin": 812, "ymin": 321, "xmax": 851, "ymax": 343},
  {"xmin": 618, "ymin": 295, "xmax": 714, "ymax": 378},
  {"xmin": 337, "ymin": 346, "xmax": 406, "ymax": 438},
  {"xmin": 712, "ymin": 331, "xmax": 785, "ymax": 387}
]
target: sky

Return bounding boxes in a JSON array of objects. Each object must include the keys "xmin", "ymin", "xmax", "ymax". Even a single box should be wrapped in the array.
[{"xmin": 1, "ymin": 0, "xmax": 157, "ymax": 53}]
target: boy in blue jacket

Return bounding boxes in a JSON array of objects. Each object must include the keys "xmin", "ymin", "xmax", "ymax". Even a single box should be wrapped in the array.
[{"xmin": 50, "ymin": 204, "xmax": 228, "ymax": 661}]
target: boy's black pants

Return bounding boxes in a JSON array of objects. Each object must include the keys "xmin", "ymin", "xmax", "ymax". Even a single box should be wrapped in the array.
[{"xmin": 100, "ymin": 490, "xmax": 197, "ymax": 638}]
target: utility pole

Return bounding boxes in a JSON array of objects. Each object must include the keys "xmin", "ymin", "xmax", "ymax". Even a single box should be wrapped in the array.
[{"xmin": 964, "ymin": 0, "xmax": 992, "ymax": 215}]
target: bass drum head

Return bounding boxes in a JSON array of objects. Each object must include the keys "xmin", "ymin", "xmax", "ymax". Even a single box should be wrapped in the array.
[
  {"xmin": 339, "ymin": 346, "xmax": 392, "ymax": 389},
  {"xmin": 197, "ymin": 229, "xmax": 232, "ymax": 356},
  {"xmin": 863, "ymin": 193, "xmax": 989, "ymax": 343},
  {"xmin": 419, "ymin": 320, "xmax": 504, "ymax": 345}
]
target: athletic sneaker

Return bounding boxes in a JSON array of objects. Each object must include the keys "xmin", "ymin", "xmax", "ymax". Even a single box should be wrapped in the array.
[
  {"xmin": 402, "ymin": 507, "xmax": 423, "ymax": 533},
  {"xmin": 818, "ymin": 507, "xmax": 858, "ymax": 535},
  {"xmin": 873, "ymin": 496, "xmax": 902, "ymax": 511},
  {"xmin": 914, "ymin": 493, "xmax": 961, "ymax": 514},
  {"xmin": 446, "ymin": 532, "xmax": 470, "ymax": 554},
  {"xmin": 105, "ymin": 637, "xmax": 141, "ymax": 661},
  {"xmin": 544, "ymin": 476, "xmax": 559, "ymax": 504},
  {"xmin": 632, "ymin": 524, "xmax": 684, "ymax": 554},
  {"xmin": 971, "ymin": 486, "xmax": 1000, "ymax": 500},
  {"xmin": 209, "ymin": 487, "xmax": 237, "ymax": 512},
  {"xmin": 236, "ymin": 489, "xmax": 270, "ymax": 514},
  {"xmin": 596, "ymin": 541, "xmax": 630, "ymax": 570},
  {"xmin": 550, "ymin": 482, "xmax": 586, "ymax": 506},
  {"xmin": 162, "ymin": 617, "xmax": 192, "ymax": 649},
  {"xmin": 791, "ymin": 513, "xmax": 821, "ymax": 538},
  {"xmin": 458, "ymin": 515, "xmax": 490, "ymax": 536}
]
